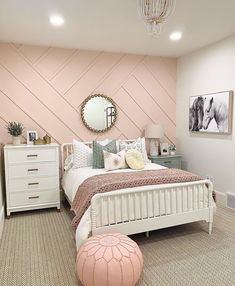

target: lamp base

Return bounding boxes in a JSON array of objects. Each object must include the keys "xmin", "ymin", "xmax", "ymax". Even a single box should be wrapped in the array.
[{"xmin": 149, "ymin": 139, "xmax": 159, "ymax": 156}]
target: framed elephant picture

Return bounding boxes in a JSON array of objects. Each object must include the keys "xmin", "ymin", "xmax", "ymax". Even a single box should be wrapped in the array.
[{"xmin": 189, "ymin": 90, "xmax": 233, "ymax": 134}]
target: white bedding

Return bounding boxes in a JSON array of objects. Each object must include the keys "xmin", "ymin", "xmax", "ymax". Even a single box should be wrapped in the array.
[
  {"xmin": 62, "ymin": 163, "xmax": 166, "ymax": 203},
  {"xmin": 62, "ymin": 163, "xmax": 166, "ymax": 250}
]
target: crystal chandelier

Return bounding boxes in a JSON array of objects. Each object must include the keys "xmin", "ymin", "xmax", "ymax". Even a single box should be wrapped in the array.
[{"xmin": 137, "ymin": 0, "xmax": 175, "ymax": 35}]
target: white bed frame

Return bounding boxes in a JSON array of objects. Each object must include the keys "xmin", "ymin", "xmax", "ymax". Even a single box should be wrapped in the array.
[{"xmin": 61, "ymin": 142, "xmax": 214, "ymax": 237}]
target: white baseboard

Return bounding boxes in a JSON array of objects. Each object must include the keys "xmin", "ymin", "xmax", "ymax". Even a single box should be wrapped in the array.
[
  {"xmin": 215, "ymin": 190, "xmax": 226, "ymax": 206},
  {"xmin": 0, "ymin": 205, "xmax": 4, "ymax": 239}
]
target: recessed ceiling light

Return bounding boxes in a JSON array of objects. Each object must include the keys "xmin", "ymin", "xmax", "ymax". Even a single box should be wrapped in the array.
[
  {"xmin": 170, "ymin": 31, "xmax": 182, "ymax": 41},
  {"xmin": 49, "ymin": 14, "xmax": 64, "ymax": 27}
]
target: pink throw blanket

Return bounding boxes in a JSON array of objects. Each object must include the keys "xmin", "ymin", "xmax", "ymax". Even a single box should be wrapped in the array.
[{"xmin": 71, "ymin": 168, "xmax": 202, "ymax": 229}]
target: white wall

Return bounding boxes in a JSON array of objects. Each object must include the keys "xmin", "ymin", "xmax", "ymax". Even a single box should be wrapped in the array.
[{"xmin": 176, "ymin": 35, "xmax": 235, "ymax": 196}]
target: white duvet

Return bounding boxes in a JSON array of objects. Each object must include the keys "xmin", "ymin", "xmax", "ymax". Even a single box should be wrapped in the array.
[{"xmin": 62, "ymin": 163, "xmax": 166, "ymax": 250}]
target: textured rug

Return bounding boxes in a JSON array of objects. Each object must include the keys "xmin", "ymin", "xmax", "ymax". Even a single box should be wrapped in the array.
[{"xmin": 0, "ymin": 203, "xmax": 234, "ymax": 286}]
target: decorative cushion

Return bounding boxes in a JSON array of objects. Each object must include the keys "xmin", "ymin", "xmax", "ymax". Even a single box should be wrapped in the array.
[
  {"xmin": 73, "ymin": 139, "xmax": 93, "ymax": 168},
  {"xmin": 76, "ymin": 233, "xmax": 143, "ymax": 286},
  {"xmin": 119, "ymin": 137, "xmax": 150, "ymax": 164},
  {"xmin": 125, "ymin": 149, "xmax": 145, "ymax": 170},
  {"xmin": 103, "ymin": 149, "xmax": 127, "ymax": 171},
  {"xmin": 93, "ymin": 140, "xmax": 117, "ymax": 169}
]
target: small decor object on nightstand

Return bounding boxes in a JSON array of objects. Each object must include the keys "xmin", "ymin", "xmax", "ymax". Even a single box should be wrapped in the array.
[
  {"xmin": 169, "ymin": 144, "xmax": 176, "ymax": 155},
  {"xmin": 160, "ymin": 143, "xmax": 169, "ymax": 156},
  {"xmin": 6, "ymin": 121, "xmax": 24, "ymax": 145},
  {"xmin": 27, "ymin": 131, "xmax": 38, "ymax": 145}
]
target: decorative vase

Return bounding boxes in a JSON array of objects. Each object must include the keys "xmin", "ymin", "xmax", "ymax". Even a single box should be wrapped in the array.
[
  {"xmin": 12, "ymin": 136, "xmax": 21, "ymax": 145},
  {"xmin": 170, "ymin": 150, "xmax": 176, "ymax": 155}
]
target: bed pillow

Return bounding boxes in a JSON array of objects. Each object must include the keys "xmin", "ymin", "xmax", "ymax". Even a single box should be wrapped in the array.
[
  {"xmin": 125, "ymin": 149, "xmax": 145, "ymax": 170},
  {"xmin": 73, "ymin": 139, "xmax": 93, "ymax": 168},
  {"xmin": 119, "ymin": 137, "xmax": 150, "ymax": 163},
  {"xmin": 93, "ymin": 140, "xmax": 117, "ymax": 169},
  {"xmin": 103, "ymin": 150, "xmax": 128, "ymax": 171}
]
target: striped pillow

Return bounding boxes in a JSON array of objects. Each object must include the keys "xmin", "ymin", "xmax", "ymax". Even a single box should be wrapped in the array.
[{"xmin": 93, "ymin": 140, "xmax": 117, "ymax": 169}]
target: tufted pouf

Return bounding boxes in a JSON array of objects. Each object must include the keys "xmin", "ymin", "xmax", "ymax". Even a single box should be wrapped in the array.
[{"xmin": 76, "ymin": 233, "xmax": 143, "ymax": 286}]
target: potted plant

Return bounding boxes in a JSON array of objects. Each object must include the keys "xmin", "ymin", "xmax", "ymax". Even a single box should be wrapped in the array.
[
  {"xmin": 169, "ymin": 144, "xmax": 176, "ymax": 155},
  {"xmin": 6, "ymin": 122, "xmax": 24, "ymax": 145}
]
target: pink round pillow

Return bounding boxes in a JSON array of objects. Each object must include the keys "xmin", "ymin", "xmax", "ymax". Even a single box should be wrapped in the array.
[{"xmin": 76, "ymin": 233, "xmax": 143, "ymax": 286}]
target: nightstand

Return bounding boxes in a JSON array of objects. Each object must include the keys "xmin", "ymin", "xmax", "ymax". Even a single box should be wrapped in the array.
[
  {"xmin": 149, "ymin": 154, "xmax": 182, "ymax": 169},
  {"xmin": 4, "ymin": 143, "xmax": 60, "ymax": 217}
]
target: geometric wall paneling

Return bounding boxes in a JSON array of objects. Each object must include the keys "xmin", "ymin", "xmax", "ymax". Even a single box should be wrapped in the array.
[{"xmin": 0, "ymin": 42, "xmax": 176, "ymax": 145}]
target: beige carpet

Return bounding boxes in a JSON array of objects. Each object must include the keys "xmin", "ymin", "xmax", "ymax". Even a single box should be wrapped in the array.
[{"xmin": 0, "ymin": 203, "xmax": 234, "ymax": 286}]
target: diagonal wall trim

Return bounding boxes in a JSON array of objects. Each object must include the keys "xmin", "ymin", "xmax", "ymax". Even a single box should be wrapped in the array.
[
  {"xmin": 132, "ymin": 74, "xmax": 176, "ymax": 126},
  {"xmin": 143, "ymin": 61, "xmax": 176, "ymax": 104},
  {"xmin": 64, "ymin": 51, "xmax": 104, "ymax": 95},
  {"xmin": 13, "ymin": 45, "xmax": 81, "ymax": 115},
  {"xmin": 0, "ymin": 43, "xmax": 176, "ymax": 145},
  {"xmin": 95, "ymin": 54, "xmax": 146, "ymax": 98},
  {"xmin": 49, "ymin": 49, "xmax": 80, "ymax": 81},
  {"xmin": 0, "ymin": 63, "xmax": 81, "ymax": 141},
  {"xmin": 0, "ymin": 90, "xmax": 57, "ymax": 143}
]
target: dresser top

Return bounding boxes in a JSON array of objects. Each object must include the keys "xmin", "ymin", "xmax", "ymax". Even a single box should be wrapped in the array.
[{"xmin": 4, "ymin": 143, "xmax": 59, "ymax": 149}]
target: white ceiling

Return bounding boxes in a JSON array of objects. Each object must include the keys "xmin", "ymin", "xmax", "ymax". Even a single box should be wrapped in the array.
[{"xmin": 1, "ymin": 0, "xmax": 235, "ymax": 57}]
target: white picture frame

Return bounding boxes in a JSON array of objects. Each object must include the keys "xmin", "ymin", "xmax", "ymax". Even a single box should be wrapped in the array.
[
  {"xmin": 160, "ymin": 143, "xmax": 169, "ymax": 156},
  {"xmin": 189, "ymin": 90, "xmax": 233, "ymax": 134},
  {"xmin": 27, "ymin": 131, "xmax": 38, "ymax": 145}
]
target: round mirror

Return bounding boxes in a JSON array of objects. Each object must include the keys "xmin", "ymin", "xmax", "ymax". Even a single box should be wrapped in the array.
[{"xmin": 81, "ymin": 94, "xmax": 117, "ymax": 133}]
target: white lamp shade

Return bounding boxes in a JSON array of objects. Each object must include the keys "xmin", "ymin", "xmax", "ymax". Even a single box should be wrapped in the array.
[{"xmin": 145, "ymin": 124, "xmax": 164, "ymax": 139}]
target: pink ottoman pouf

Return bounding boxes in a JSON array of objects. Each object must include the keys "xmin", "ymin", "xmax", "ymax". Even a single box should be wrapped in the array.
[{"xmin": 76, "ymin": 233, "xmax": 143, "ymax": 286}]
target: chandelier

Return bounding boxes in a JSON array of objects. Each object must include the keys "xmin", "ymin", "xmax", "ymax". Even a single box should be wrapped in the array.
[{"xmin": 137, "ymin": 0, "xmax": 175, "ymax": 35}]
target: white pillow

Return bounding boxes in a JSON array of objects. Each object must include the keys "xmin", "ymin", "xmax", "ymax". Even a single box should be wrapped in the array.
[
  {"xmin": 72, "ymin": 139, "xmax": 113, "ymax": 169},
  {"xmin": 73, "ymin": 139, "xmax": 93, "ymax": 168},
  {"xmin": 103, "ymin": 150, "xmax": 128, "ymax": 171},
  {"xmin": 119, "ymin": 137, "xmax": 150, "ymax": 164}
]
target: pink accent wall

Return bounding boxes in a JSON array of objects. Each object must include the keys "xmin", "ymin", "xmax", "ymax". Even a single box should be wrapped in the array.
[{"xmin": 0, "ymin": 42, "xmax": 177, "ymax": 144}]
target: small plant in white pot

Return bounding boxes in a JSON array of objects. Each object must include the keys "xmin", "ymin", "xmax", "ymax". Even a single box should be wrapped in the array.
[
  {"xmin": 6, "ymin": 122, "xmax": 24, "ymax": 145},
  {"xmin": 169, "ymin": 144, "xmax": 176, "ymax": 155}
]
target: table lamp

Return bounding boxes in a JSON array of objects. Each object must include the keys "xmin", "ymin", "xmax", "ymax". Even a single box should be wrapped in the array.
[{"xmin": 145, "ymin": 124, "xmax": 164, "ymax": 156}]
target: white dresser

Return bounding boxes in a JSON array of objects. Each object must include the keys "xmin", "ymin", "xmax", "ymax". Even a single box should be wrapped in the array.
[{"xmin": 4, "ymin": 143, "xmax": 60, "ymax": 217}]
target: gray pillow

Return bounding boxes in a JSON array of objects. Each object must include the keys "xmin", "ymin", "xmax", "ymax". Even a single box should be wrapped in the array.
[{"xmin": 93, "ymin": 140, "xmax": 117, "ymax": 168}]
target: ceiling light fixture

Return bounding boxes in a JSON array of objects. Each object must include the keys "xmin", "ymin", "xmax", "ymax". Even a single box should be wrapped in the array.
[
  {"xmin": 138, "ymin": 0, "xmax": 175, "ymax": 36},
  {"xmin": 170, "ymin": 31, "xmax": 182, "ymax": 41},
  {"xmin": 49, "ymin": 14, "xmax": 64, "ymax": 27}
]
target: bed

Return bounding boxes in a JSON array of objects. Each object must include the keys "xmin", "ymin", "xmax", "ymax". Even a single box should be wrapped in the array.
[{"xmin": 61, "ymin": 141, "xmax": 215, "ymax": 250}]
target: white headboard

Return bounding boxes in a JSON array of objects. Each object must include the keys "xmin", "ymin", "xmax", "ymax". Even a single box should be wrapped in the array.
[{"xmin": 61, "ymin": 140, "xmax": 135, "ymax": 175}]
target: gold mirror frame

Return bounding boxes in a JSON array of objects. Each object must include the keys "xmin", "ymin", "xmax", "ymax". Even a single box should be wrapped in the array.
[{"xmin": 81, "ymin": 94, "xmax": 117, "ymax": 133}]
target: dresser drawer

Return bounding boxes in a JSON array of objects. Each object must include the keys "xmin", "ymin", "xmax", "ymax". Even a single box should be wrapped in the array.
[
  {"xmin": 9, "ymin": 190, "xmax": 59, "ymax": 207},
  {"xmin": 8, "ymin": 177, "xmax": 58, "ymax": 193},
  {"xmin": 8, "ymin": 162, "xmax": 57, "ymax": 179},
  {"xmin": 7, "ymin": 148, "xmax": 56, "ymax": 164}
]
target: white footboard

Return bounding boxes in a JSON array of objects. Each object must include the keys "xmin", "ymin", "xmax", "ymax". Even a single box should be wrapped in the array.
[{"xmin": 91, "ymin": 180, "xmax": 214, "ymax": 236}]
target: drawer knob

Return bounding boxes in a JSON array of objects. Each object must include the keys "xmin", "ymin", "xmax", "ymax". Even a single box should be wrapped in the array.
[
  {"xmin": 28, "ymin": 182, "xmax": 39, "ymax": 186},
  {"xmin": 27, "ymin": 168, "xmax": 39, "ymax": 172},
  {"xmin": 28, "ymin": 196, "xmax": 39, "ymax": 199},
  {"xmin": 27, "ymin": 154, "xmax": 38, "ymax": 158}
]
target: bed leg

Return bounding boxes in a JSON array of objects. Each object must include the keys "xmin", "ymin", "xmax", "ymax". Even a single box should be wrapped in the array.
[
  {"xmin": 208, "ymin": 222, "xmax": 212, "ymax": 235},
  {"xmin": 145, "ymin": 231, "xmax": 149, "ymax": 238}
]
